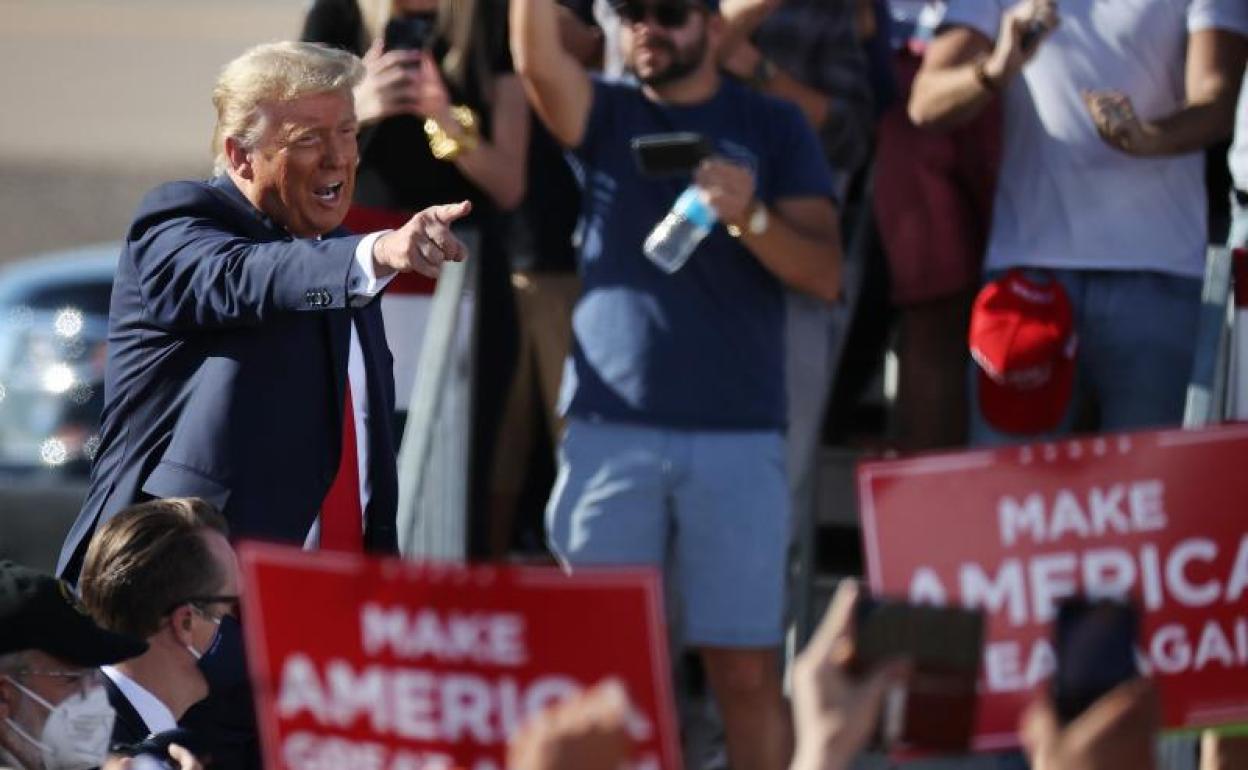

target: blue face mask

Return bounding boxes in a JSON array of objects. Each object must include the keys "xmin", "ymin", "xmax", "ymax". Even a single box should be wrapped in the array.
[{"xmin": 187, "ymin": 613, "xmax": 249, "ymax": 694}]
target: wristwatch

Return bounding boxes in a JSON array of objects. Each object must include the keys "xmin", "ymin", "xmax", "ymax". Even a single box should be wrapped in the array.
[
  {"xmin": 727, "ymin": 202, "xmax": 769, "ymax": 238},
  {"xmin": 750, "ymin": 57, "xmax": 777, "ymax": 90}
]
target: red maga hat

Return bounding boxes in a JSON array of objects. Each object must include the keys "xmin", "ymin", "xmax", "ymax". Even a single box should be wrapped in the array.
[{"xmin": 969, "ymin": 270, "xmax": 1077, "ymax": 435}]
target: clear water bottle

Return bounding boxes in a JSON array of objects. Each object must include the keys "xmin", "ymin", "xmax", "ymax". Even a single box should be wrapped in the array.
[{"xmin": 643, "ymin": 186, "xmax": 717, "ymax": 274}]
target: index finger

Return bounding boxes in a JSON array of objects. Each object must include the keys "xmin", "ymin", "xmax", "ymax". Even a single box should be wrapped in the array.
[
  {"xmin": 167, "ymin": 744, "xmax": 203, "ymax": 770},
  {"xmin": 431, "ymin": 200, "xmax": 473, "ymax": 225},
  {"xmin": 807, "ymin": 578, "xmax": 861, "ymax": 657},
  {"xmin": 377, "ymin": 48, "xmax": 424, "ymax": 71},
  {"xmin": 1019, "ymin": 695, "xmax": 1060, "ymax": 759}
]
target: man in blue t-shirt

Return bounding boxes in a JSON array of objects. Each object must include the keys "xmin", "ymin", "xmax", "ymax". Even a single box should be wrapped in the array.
[{"xmin": 511, "ymin": 1, "xmax": 842, "ymax": 767}]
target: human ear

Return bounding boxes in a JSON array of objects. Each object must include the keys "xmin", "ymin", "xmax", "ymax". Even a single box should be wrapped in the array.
[
  {"xmin": 168, "ymin": 605, "xmax": 198, "ymax": 646},
  {"xmin": 224, "ymin": 136, "xmax": 254, "ymax": 181}
]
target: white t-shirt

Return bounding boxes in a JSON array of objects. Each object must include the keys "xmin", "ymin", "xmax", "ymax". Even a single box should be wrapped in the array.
[
  {"xmin": 944, "ymin": 0, "xmax": 1248, "ymax": 278},
  {"xmin": 1232, "ymin": 71, "xmax": 1248, "ymax": 191}
]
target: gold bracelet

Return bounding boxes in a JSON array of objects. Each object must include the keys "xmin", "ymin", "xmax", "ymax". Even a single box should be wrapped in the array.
[{"xmin": 423, "ymin": 105, "xmax": 482, "ymax": 161}]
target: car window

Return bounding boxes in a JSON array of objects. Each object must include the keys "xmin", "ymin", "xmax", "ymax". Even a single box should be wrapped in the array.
[{"xmin": 21, "ymin": 282, "xmax": 112, "ymax": 317}]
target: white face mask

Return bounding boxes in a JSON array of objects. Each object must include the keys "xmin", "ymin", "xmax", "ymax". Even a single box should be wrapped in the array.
[{"xmin": 3, "ymin": 677, "xmax": 114, "ymax": 770}]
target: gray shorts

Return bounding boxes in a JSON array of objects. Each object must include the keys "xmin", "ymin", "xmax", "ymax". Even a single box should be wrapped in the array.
[{"xmin": 546, "ymin": 419, "xmax": 791, "ymax": 647}]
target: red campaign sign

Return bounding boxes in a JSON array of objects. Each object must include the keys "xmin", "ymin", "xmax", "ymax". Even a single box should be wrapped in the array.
[
  {"xmin": 239, "ymin": 543, "xmax": 682, "ymax": 770},
  {"xmin": 857, "ymin": 424, "xmax": 1248, "ymax": 750}
]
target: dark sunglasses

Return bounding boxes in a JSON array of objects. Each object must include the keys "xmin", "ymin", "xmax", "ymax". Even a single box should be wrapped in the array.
[{"xmin": 614, "ymin": 0, "xmax": 700, "ymax": 29}]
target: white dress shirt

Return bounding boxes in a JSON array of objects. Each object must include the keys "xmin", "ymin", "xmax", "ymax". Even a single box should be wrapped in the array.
[{"xmin": 101, "ymin": 665, "xmax": 177, "ymax": 738}]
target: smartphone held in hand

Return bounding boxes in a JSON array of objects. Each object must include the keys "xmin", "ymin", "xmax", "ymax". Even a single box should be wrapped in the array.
[
  {"xmin": 1052, "ymin": 596, "xmax": 1140, "ymax": 725},
  {"xmin": 631, "ymin": 132, "xmax": 712, "ymax": 178},
  {"xmin": 850, "ymin": 597, "xmax": 986, "ymax": 753},
  {"xmin": 384, "ymin": 15, "xmax": 434, "ymax": 52}
]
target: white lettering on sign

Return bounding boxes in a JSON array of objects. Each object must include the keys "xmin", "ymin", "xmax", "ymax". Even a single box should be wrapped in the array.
[
  {"xmin": 1028, "ymin": 553, "xmax": 1078, "ymax": 623},
  {"xmin": 997, "ymin": 480, "xmax": 1167, "ymax": 547},
  {"xmin": 982, "ymin": 640, "xmax": 1056, "ymax": 694},
  {"xmin": 1166, "ymin": 540, "xmax": 1221, "ymax": 607},
  {"xmin": 959, "ymin": 560, "xmax": 1027, "ymax": 626},
  {"xmin": 908, "ymin": 567, "xmax": 949, "ymax": 605},
  {"xmin": 979, "ymin": 616, "xmax": 1248, "ymax": 693},
  {"xmin": 281, "ymin": 732, "xmax": 660, "ymax": 770},
  {"xmin": 910, "ymin": 537, "xmax": 1248, "ymax": 627},
  {"xmin": 360, "ymin": 606, "xmax": 528, "ymax": 666},
  {"xmin": 277, "ymin": 655, "xmax": 579, "ymax": 744}
]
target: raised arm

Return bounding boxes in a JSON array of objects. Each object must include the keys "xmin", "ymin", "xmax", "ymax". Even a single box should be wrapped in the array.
[
  {"xmin": 132, "ymin": 184, "xmax": 470, "ymax": 331},
  {"xmin": 133, "ymin": 212, "xmax": 363, "ymax": 331},
  {"xmin": 510, "ymin": 0, "xmax": 595, "ymax": 147},
  {"xmin": 909, "ymin": 0, "xmax": 1058, "ymax": 130},
  {"xmin": 439, "ymin": 73, "xmax": 532, "ymax": 210}
]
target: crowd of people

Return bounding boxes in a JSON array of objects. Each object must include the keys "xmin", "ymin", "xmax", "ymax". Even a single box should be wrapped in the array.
[{"xmin": 2, "ymin": 0, "xmax": 1248, "ymax": 768}]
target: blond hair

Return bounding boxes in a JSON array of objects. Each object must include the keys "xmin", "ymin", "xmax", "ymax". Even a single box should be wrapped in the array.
[{"xmin": 211, "ymin": 41, "xmax": 364, "ymax": 175}]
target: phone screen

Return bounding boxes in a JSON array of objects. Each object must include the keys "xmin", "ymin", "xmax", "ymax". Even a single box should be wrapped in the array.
[
  {"xmin": 630, "ymin": 132, "xmax": 712, "ymax": 178},
  {"xmin": 1052, "ymin": 597, "xmax": 1139, "ymax": 724},
  {"xmin": 384, "ymin": 15, "xmax": 434, "ymax": 52},
  {"xmin": 851, "ymin": 596, "xmax": 985, "ymax": 752}
]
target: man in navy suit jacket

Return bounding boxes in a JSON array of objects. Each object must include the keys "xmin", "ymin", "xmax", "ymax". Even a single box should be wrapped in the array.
[{"xmin": 57, "ymin": 41, "xmax": 472, "ymax": 580}]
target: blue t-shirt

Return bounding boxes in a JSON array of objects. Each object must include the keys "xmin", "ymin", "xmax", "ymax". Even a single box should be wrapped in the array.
[{"xmin": 562, "ymin": 77, "xmax": 837, "ymax": 430}]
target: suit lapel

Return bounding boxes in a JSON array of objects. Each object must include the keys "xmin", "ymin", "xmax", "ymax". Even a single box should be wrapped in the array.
[
  {"xmin": 326, "ymin": 308, "xmax": 351, "ymax": 415},
  {"xmin": 353, "ymin": 301, "xmax": 398, "ymax": 550},
  {"xmin": 104, "ymin": 676, "xmax": 151, "ymax": 745}
]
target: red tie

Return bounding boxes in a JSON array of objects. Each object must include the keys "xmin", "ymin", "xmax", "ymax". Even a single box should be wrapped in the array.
[{"xmin": 321, "ymin": 381, "xmax": 364, "ymax": 552}]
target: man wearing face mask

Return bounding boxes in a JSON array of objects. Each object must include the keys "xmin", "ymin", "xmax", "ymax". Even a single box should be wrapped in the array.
[
  {"xmin": 0, "ymin": 560, "xmax": 146, "ymax": 770},
  {"xmin": 76, "ymin": 499, "xmax": 248, "ymax": 768}
]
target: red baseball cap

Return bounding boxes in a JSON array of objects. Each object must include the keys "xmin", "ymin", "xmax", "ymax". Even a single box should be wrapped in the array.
[{"xmin": 969, "ymin": 270, "xmax": 1077, "ymax": 435}]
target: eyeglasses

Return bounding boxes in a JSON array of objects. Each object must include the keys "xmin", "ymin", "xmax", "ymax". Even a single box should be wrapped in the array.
[
  {"xmin": 11, "ymin": 668, "xmax": 102, "ymax": 697},
  {"xmin": 614, "ymin": 0, "xmax": 700, "ymax": 29},
  {"xmin": 164, "ymin": 594, "xmax": 241, "ymax": 620}
]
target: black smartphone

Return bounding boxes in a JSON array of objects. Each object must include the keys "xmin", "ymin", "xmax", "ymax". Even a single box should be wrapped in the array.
[
  {"xmin": 1020, "ymin": 19, "xmax": 1047, "ymax": 52},
  {"xmin": 850, "ymin": 595, "xmax": 985, "ymax": 753},
  {"xmin": 630, "ymin": 132, "xmax": 712, "ymax": 178},
  {"xmin": 1052, "ymin": 596, "xmax": 1139, "ymax": 725},
  {"xmin": 1020, "ymin": 1, "xmax": 1057, "ymax": 53},
  {"xmin": 384, "ymin": 15, "xmax": 435, "ymax": 52}
]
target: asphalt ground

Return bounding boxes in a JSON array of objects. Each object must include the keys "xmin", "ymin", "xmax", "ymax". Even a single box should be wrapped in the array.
[{"xmin": 0, "ymin": 0, "xmax": 305, "ymax": 261}]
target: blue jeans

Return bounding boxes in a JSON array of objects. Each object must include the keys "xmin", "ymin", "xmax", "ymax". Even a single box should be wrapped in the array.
[{"xmin": 970, "ymin": 269, "xmax": 1201, "ymax": 446}]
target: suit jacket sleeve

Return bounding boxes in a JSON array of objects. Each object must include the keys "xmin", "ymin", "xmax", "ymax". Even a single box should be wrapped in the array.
[{"xmin": 129, "ymin": 181, "xmax": 365, "ymax": 331}]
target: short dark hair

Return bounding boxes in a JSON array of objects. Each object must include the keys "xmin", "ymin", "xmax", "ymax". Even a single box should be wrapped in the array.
[{"xmin": 79, "ymin": 498, "xmax": 230, "ymax": 639}]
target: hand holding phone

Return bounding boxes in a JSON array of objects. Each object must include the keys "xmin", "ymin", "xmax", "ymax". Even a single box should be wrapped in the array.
[
  {"xmin": 631, "ymin": 132, "xmax": 712, "ymax": 178},
  {"xmin": 1021, "ymin": 679, "xmax": 1159, "ymax": 770},
  {"xmin": 384, "ymin": 15, "xmax": 435, "ymax": 52},
  {"xmin": 987, "ymin": 0, "xmax": 1059, "ymax": 85},
  {"xmin": 1052, "ymin": 596, "xmax": 1139, "ymax": 725},
  {"xmin": 849, "ymin": 596, "xmax": 985, "ymax": 753},
  {"xmin": 1019, "ymin": 0, "xmax": 1058, "ymax": 53},
  {"xmin": 789, "ymin": 580, "xmax": 911, "ymax": 770}
]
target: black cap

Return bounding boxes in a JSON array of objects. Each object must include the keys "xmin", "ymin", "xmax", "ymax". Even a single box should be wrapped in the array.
[{"xmin": 0, "ymin": 560, "xmax": 147, "ymax": 666}]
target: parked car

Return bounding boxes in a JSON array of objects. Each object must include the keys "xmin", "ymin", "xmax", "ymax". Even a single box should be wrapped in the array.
[{"xmin": 0, "ymin": 242, "xmax": 117, "ymax": 571}]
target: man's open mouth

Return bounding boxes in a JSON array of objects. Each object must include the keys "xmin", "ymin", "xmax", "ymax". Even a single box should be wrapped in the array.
[{"xmin": 314, "ymin": 182, "xmax": 344, "ymax": 202}]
